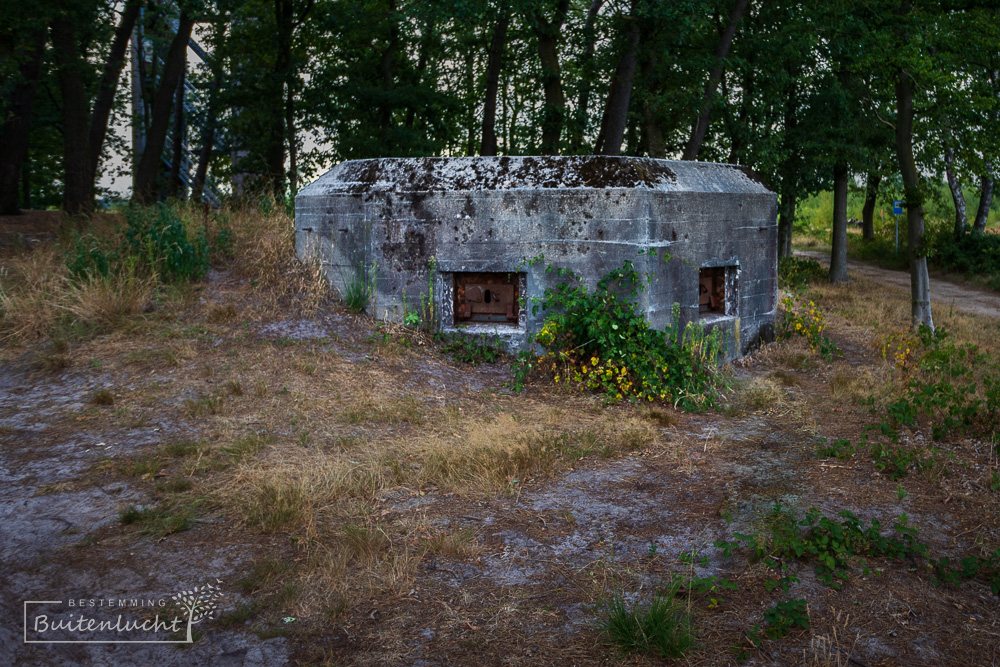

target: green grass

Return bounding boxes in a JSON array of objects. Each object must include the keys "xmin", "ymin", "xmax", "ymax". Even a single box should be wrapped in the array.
[{"xmin": 598, "ymin": 590, "xmax": 695, "ymax": 659}]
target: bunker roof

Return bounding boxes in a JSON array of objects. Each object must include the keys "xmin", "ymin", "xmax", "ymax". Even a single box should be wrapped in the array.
[{"xmin": 299, "ymin": 156, "xmax": 771, "ymax": 197}]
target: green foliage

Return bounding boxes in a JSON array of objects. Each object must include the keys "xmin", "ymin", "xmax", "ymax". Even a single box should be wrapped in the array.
[
  {"xmin": 513, "ymin": 259, "xmax": 723, "ymax": 410},
  {"xmin": 930, "ymin": 549, "xmax": 1000, "ymax": 595},
  {"xmin": 598, "ymin": 590, "xmax": 695, "ymax": 660},
  {"xmin": 869, "ymin": 326, "xmax": 1000, "ymax": 447},
  {"xmin": 436, "ymin": 332, "xmax": 504, "ymax": 366},
  {"xmin": 715, "ymin": 505, "xmax": 928, "ymax": 590},
  {"xmin": 343, "ymin": 262, "xmax": 376, "ymax": 314},
  {"xmin": 762, "ymin": 599, "xmax": 809, "ymax": 640},
  {"xmin": 777, "ymin": 257, "xmax": 825, "ymax": 290},
  {"xmin": 123, "ymin": 204, "xmax": 209, "ymax": 283},
  {"xmin": 66, "ymin": 203, "xmax": 212, "ymax": 284},
  {"xmin": 817, "ymin": 437, "xmax": 855, "ymax": 459},
  {"xmin": 927, "ymin": 228, "xmax": 1000, "ymax": 291},
  {"xmin": 777, "ymin": 295, "xmax": 840, "ymax": 360}
]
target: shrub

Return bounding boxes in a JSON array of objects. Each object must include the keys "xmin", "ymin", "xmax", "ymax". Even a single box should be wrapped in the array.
[
  {"xmin": 123, "ymin": 203, "xmax": 209, "ymax": 283},
  {"xmin": 777, "ymin": 256, "xmax": 825, "ymax": 290},
  {"xmin": 513, "ymin": 259, "xmax": 723, "ymax": 410},
  {"xmin": 65, "ymin": 203, "xmax": 209, "ymax": 284}
]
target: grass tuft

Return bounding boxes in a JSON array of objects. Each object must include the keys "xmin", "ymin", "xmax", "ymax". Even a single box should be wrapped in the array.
[{"xmin": 598, "ymin": 591, "xmax": 695, "ymax": 659}]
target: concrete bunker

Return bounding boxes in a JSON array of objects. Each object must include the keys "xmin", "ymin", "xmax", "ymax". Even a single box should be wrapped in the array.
[{"xmin": 295, "ymin": 156, "xmax": 778, "ymax": 361}]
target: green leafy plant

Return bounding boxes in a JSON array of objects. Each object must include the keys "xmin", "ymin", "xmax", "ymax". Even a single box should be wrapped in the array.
[
  {"xmin": 777, "ymin": 256, "xmax": 825, "ymax": 290},
  {"xmin": 778, "ymin": 295, "xmax": 840, "ymax": 360},
  {"xmin": 513, "ymin": 259, "xmax": 724, "ymax": 410},
  {"xmin": 598, "ymin": 590, "xmax": 695, "ymax": 659},
  {"xmin": 763, "ymin": 599, "xmax": 809, "ymax": 639},
  {"xmin": 436, "ymin": 332, "xmax": 504, "ymax": 365}
]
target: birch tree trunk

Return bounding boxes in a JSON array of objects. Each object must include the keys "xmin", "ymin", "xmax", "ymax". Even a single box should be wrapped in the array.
[
  {"xmin": 829, "ymin": 160, "xmax": 849, "ymax": 283},
  {"xmin": 895, "ymin": 65, "xmax": 933, "ymax": 330}
]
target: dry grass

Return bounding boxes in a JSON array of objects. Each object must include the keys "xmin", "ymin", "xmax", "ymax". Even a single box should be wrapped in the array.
[
  {"xmin": 725, "ymin": 376, "xmax": 784, "ymax": 415},
  {"xmin": 813, "ymin": 275, "xmax": 1000, "ymax": 350},
  {"xmin": 0, "ymin": 247, "xmax": 67, "ymax": 342},
  {"xmin": 828, "ymin": 367, "xmax": 892, "ymax": 406},
  {"xmin": 219, "ymin": 200, "xmax": 328, "ymax": 318},
  {"xmin": 58, "ymin": 270, "xmax": 155, "ymax": 325}
]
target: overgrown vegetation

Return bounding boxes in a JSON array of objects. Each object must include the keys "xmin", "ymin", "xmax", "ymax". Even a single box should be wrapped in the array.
[
  {"xmin": 0, "ymin": 198, "xmax": 326, "ymax": 345},
  {"xmin": 513, "ymin": 258, "xmax": 724, "ymax": 410}
]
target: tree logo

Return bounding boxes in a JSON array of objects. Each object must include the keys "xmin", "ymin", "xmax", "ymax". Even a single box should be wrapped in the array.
[{"xmin": 171, "ymin": 582, "xmax": 225, "ymax": 643}]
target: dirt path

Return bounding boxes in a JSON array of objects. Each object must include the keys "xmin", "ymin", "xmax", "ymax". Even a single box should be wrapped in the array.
[{"xmin": 794, "ymin": 249, "xmax": 1000, "ymax": 320}]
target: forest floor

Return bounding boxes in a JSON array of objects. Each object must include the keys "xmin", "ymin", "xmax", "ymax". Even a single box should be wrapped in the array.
[{"xmin": 2, "ymin": 211, "xmax": 1000, "ymax": 666}]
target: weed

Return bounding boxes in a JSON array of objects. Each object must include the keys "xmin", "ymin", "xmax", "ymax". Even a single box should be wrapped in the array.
[
  {"xmin": 778, "ymin": 256, "xmax": 826, "ymax": 290},
  {"xmin": 817, "ymin": 437, "xmax": 855, "ymax": 460},
  {"xmin": 119, "ymin": 502, "xmax": 194, "ymax": 536},
  {"xmin": 237, "ymin": 557, "xmax": 291, "ymax": 594},
  {"xmin": 342, "ymin": 523, "xmax": 389, "ymax": 562},
  {"xmin": 436, "ymin": 331, "xmax": 505, "ymax": 365},
  {"xmin": 122, "ymin": 457, "xmax": 162, "ymax": 479},
  {"xmin": 778, "ymin": 295, "xmax": 840, "ymax": 360},
  {"xmin": 225, "ymin": 379, "xmax": 244, "ymax": 396},
  {"xmin": 598, "ymin": 589, "xmax": 695, "ymax": 659},
  {"xmin": 183, "ymin": 394, "xmax": 225, "ymax": 417},
  {"xmin": 159, "ymin": 440, "xmax": 202, "ymax": 458},
  {"xmin": 222, "ymin": 433, "xmax": 274, "ymax": 463},
  {"xmin": 343, "ymin": 262, "xmax": 375, "ymax": 314},
  {"xmin": 514, "ymin": 259, "xmax": 723, "ymax": 409},
  {"xmin": 156, "ymin": 477, "xmax": 193, "ymax": 493},
  {"xmin": 424, "ymin": 528, "xmax": 481, "ymax": 558},
  {"xmin": 91, "ymin": 387, "xmax": 115, "ymax": 405},
  {"xmin": 763, "ymin": 599, "xmax": 809, "ymax": 639}
]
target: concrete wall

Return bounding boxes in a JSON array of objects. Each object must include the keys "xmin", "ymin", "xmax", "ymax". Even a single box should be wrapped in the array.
[{"xmin": 295, "ymin": 156, "xmax": 777, "ymax": 360}]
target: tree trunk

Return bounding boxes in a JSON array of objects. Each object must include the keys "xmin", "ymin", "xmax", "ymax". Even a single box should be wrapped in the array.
[
  {"xmin": 133, "ymin": 12, "xmax": 195, "ymax": 204},
  {"xmin": 594, "ymin": 13, "xmax": 640, "ymax": 156},
  {"xmin": 87, "ymin": 0, "xmax": 140, "ymax": 181},
  {"xmin": 829, "ymin": 160, "xmax": 849, "ymax": 283},
  {"xmin": 682, "ymin": 0, "xmax": 749, "ymax": 161},
  {"xmin": 480, "ymin": 4, "xmax": 509, "ymax": 156},
  {"xmin": 0, "ymin": 29, "xmax": 46, "ymax": 215},
  {"xmin": 533, "ymin": 0, "xmax": 570, "ymax": 155},
  {"xmin": 640, "ymin": 37, "xmax": 665, "ymax": 158},
  {"xmin": 862, "ymin": 173, "xmax": 881, "ymax": 241},
  {"xmin": 379, "ymin": 0, "xmax": 399, "ymax": 155},
  {"xmin": 167, "ymin": 66, "xmax": 186, "ymax": 199},
  {"xmin": 778, "ymin": 184, "xmax": 795, "ymax": 259},
  {"xmin": 896, "ymin": 64, "xmax": 933, "ymax": 330},
  {"xmin": 52, "ymin": 17, "xmax": 94, "ymax": 216},
  {"xmin": 570, "ymin": 0, "xmax": 605, "ymax": 152},
  {"xmin": 973, "ymin": 171, "xmax": 993, "ymax": 234},
  {"xmin": 192, "ymin": 68, "xmax": 221, "ymax": 203},
  {"xmin": 20, "ymin": 155, "xmax": 32, "ymax": 210},
  {"xmin": 942, "ymin": 135, "xmax": 967, "ymax": 239},
  {"xmin": 286, "ymin": 84, "xmax": 298, "ymax": 194}
]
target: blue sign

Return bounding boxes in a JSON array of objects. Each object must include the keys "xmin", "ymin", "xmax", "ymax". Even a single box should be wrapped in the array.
[{"xmin": 892, "ymin": 200, "xmax": 904, "ymax": 215}]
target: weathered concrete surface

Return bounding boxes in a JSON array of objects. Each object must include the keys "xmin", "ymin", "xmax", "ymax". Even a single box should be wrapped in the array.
[{"xmin": 295, "ymin": 156, "xmax": 778, "ymax": 359}]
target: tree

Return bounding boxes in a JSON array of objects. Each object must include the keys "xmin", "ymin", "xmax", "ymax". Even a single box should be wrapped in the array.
[
  {"xmin": 593, "ymin": 0, "xmax": 639, "ymax": 156},
  {"xmin": 681, "ymin": 0, "xmax": 749, "ymax": 160},
  {"xmin": 0, "ymin": 26, "xmax": 47, "ymax": 214},
  {"xmin": 133, "ymin": 9, "xmax": 195, "ymax": 204}
]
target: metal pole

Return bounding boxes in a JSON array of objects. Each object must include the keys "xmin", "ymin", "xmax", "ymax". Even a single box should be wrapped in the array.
[{"xmin": 895, "ymin": 215, "xmax": 899, "ymax": 254}]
